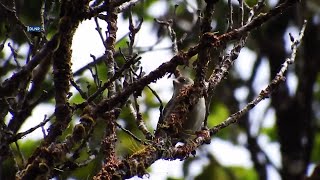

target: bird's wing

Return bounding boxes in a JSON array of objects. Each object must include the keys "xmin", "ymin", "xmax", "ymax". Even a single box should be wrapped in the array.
[{"xmin": 156, "ymin": 97, "xmax": 174, "ymax": 130}]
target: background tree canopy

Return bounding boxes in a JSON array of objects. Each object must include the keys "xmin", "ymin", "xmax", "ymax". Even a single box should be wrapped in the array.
[{"xmin": 0, "ymin": 0, "xmax": 319, "ymax": 179}]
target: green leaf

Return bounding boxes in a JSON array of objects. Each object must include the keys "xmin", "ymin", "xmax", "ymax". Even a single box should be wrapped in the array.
[
  {"xmin": 70, "ymin": 92, "xmax": 85, "ymax": 104},
  {"xmin": 207, "ymin": 102, "xmax": 229, "ymax": 127},
  {"xmin": 244, "ymin": 0, "xmax": 259, "ymax": 8},
  {"xmin": 227, "ymin": 166, "xmax": 258, "ymax": 180},
  {"xmin": 260, "ymin": 126, "xmax": 277, "ymax": 142},
  {"xmin": 14, "ymin": 139, "xmax": 41, "ymax": 158},
  {"xmin": 311, "ymin": 131, "xmax": 320, "ymax": 162}
]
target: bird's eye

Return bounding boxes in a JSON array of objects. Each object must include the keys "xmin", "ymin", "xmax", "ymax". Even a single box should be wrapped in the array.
[{"xmin": 178, "ymin": 77, "xmax": 186, "ymax": 83}]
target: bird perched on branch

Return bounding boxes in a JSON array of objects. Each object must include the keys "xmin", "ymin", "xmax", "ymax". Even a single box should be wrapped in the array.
[{"xmin": 156, "ymin": 76, "xmax": 206, "ymax": 143}]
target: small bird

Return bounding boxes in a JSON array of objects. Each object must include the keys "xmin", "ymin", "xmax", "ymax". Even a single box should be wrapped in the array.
[{"xmin": 157, "ymin": 76, "xmax": 206, "ymax": 142}]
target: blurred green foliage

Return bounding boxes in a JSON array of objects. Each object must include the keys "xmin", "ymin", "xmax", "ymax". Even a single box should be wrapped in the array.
[
  {"xmin": 311, "ymin": 132, "xmax": 320, "ymax": 162},
  {"xmin": 1, "ymin": 0, "xmax": 319, "ymax": 179}
]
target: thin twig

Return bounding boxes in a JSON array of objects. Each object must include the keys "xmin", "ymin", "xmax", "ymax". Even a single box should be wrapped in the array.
[
  {"xmin": 228, "ymin": 0, "xmax": 234, "ymax": 30},
  {"xmin": 115, "ymin": 122, "xmax": 147, "ymax": 145},
  {"xmin": 126, "ymin": 10, "xmax": 152, "ymax": 139},
  {"xmin": 80, "ymin": 55, "xmax": 141, "ymax": 105},
  {"xmin": 15, "ymin": 141, "xmax": 25, "ymax": 166},
  {"xmin": 94, "ymin": 17, "xmax": 107, "ymax": 48},
  {"xmin": 247, "ymin": 0, "xmax": 266, "ymax": 23},
  {"xmin": 40, "ymin": 0, "xmax": 46, "ymax": 35},
  {"xmin": 154, "ymin": 19, "xmax": 178, "ymax": 54},
  {"xmin": 239, "ymin": 0, "xmax": 244, "ymax": 26},
  {"xmin": 10, "ymin": 115, "xmax": 51, "ymax": 142},
  {"xmin": 90, "ymin": 54, "xmax": 102, "ymax": 87},
  {"xmin": 210, "ymin": 20, "xmax": 307, "ymax": 135},
  {"xmin": 147, "ymin": 86, "xmax": 163, "ymax": 115},
  {"xmin": 8, "ymin": 43, "xmax": 20, "ymax": 68},
  {"xmin": 115, "ymin": 0, "xmax": 142, "ymax": 13},
  {"xmin": 70, "ymin": 78, "xmax": 88, "ymax": 99},
  {"xmin": 0, "ymin": 2, "xmax": 32, "ymax": 44},
  {"xmin": 133, "ymin": 93, "xmax": 153, "ymax": 139},
  {"xmin": 72, "ymin": 34, "xmax": 129, "ymax": 77}
]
